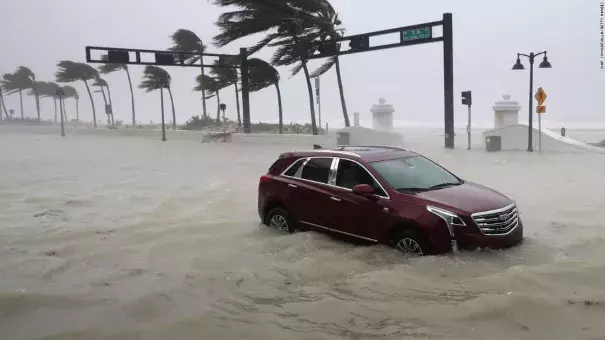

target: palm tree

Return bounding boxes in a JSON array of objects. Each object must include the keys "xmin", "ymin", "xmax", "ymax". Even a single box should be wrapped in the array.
[
  {"xmin": 1, "ymin": 67, "xmax": 36, "ymax": 119},
  {"xmin": 170, "ymin": 29, "xmax": 208, "ymax": 118},
  {"xmin": 194, "ymin": 75, "xmax": 224, "ymax": 122},
  {"xmin": 309, "ymin": 4, "xmax": 350, "ymax": 127},
  {"xmin": 248, "ymin": 58, "xmax": 284, "ymax": 133},
  {"xmin": 98, "ymin": 63, "xmax": 136, "ymax": 126},
  {"xmin": 139, "ymin": 66, "xmax": 173, "ymax": 140},
  {"xmin": 212, "ymin": 0, "xmax": 331, "ymax": 135},
  {"xmin": 93, "ymin": 77, "xmax": 114, "ymax": 126},
  {"xmin": 56, "ymin": 61, "xmax": 99, "ymax": 127},
  {"xmin": 211, "ymin": 58, "xmax": 241, "ymax": 127},
  {"xmin": 0, "ymin": 87, "xmax": 8, "ymax": 120},
  {"xmin": 61, "ymin": 85, "xmax": 78, "ymax": 122}
]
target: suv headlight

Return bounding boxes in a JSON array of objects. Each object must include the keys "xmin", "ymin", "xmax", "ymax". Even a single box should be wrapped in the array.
[{"xmin": 427, "ymin": 206, "xmax": 466, "ymax": 237}]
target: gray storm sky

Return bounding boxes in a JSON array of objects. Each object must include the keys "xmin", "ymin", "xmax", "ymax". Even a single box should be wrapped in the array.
[{"xmin": 1, "ymin": 0, "xmax": 604, "ymax": 128}]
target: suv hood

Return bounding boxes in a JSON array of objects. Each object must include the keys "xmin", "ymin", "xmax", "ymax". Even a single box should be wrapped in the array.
[{"xmin": 413, "ymin": 181, "xmax": 513, "ymax": 214}]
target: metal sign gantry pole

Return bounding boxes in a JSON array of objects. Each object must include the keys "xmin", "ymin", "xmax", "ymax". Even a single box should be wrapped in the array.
[{"xmin": 85, "ymin": 46, "xmax": 252, "ymax": 134}]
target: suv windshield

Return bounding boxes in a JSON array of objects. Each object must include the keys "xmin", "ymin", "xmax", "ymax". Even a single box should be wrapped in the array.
[{"xmin": 369, "ymin": 156, "xmax": 462, "ymax": 192}]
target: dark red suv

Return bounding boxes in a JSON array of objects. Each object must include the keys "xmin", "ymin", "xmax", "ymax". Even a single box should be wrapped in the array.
[{"xmin": 258, "ymin": 146, "xmax": 523, "ymax": 255}]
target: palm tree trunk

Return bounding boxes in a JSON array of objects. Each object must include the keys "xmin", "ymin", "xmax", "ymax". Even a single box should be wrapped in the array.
[
  {"xmin": 75, "ymin": 97, "xmax": 79, "ymax": 121},
  {"xmin": 216, "ymin": 90, "xmax": 221, "ymax": 122},
  {"xmin": 53, "ymin": 97, "xmax": 57, "ymax": 123},
  {"xmin": 234, "ymin": 82, "xmax": 242, "ymax": 128},
  {"xmin": 292, "ymin": 33, "xmax": 318, "ymax": 135},
  {"xmin": 301, "ymin": 62, "xmax": 318, "ymax": 135},
  {"xmin": 62, "ymin": 98, "xmax": 68, "ymax": 123},
  {"xmin": 0, "ymin": 91, "xmax": 8, "ymax": 120},
  {"xmin": 275, "ymin": 83, "xmax": 283, "ymax": 134},
  {"xmin": 105, "ymin": 85, "xmax": 114, "ymax": 127},
  {"xmin": 334, "ymin": 57, "xmax": 350, "ymax": 127},
  {"xmin": 35, "ymin": 92, "xmax": 41, "ymax": 121},
  {"xmin": 83, "ymin": 80, "xmax": 96, "ymax": 128},
  {"xmin": 167, "ymin": 87, "xmax": 176, "ymax": 130},
  {"xmin": 125, "ymin": 67, "xmax": 136, "ymax": 126},
  {"xmin": 18, "ymin": 90, "xmax": 24, "ymax": 119},
  {"xmin": 160, "ymin": 88, "xmax": 166, "ymax": 141},
  {"xmin": 200, "ymin": 66, "xmax": 207, "ymax": 117},
  {"xmin": 99, "ymin": 87, "xmax": 110, "ymax": 127}
]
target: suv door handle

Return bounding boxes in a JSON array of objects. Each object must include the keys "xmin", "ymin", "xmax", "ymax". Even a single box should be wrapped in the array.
[
  {"xmin": 288, "ymin": 184, "xmax": 298, "ymax": 188},
  {"xmin": 330, "ymin": 197, "xmax": 341, "ymax": 202}
]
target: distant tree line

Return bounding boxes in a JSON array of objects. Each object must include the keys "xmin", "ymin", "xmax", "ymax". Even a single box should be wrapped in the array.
[{"xmin": 0, "ymin": 0, "xmax": 350, "ymax": 135}]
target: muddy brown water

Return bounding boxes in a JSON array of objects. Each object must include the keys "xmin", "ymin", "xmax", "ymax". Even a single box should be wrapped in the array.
[{"xmin": 1, "ymin": 131, "xmax": 605, "ymax": 340}]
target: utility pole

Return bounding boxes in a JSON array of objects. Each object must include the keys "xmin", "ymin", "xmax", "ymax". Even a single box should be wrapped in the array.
[{"xmin": 315, "ymin": 77, "xmax": 321, "ymax": 134}]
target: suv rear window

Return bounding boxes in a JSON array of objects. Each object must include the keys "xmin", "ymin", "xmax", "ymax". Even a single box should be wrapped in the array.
[
  {"xmin": 284, "ymin": 158, "xmax": 306, "ymax": 176},
  {"xmin": 301, "ymin": 158, "xmax": 333, "ymax": 184}
]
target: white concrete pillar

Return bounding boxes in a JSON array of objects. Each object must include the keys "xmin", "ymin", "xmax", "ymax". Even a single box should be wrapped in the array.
[
  {"xmin": 370, "ymin": 98, "xmax": 395, "ymax": 131},
  {"xmin": 353, "ymin": 112, "xmax": 360, "ymax": 127},
  {"xmin": 493, "ymin": 94, "xmax": 521, "ymax": 129}
]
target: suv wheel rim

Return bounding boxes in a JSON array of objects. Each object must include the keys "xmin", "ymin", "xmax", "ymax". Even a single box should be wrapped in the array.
[
  {"xmin": 396, "ymin": 238, "xmax": 423, "ymax": 255},
  {"xmin": 269, "ymin": 215, "xmax": 289, "ymax": 232}
]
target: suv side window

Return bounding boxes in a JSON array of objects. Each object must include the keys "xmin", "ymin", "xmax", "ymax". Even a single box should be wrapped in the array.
[
  {"xmin": 284, "ymin": 158, "xmax": 306, "ymax": 177},
  {"xmin": 300, "ymin": 158, "xmax": 333, "ymax": 184},
  {"xmin": 336, "ymin": 159, "xmax": 387, "ymax": 197}
]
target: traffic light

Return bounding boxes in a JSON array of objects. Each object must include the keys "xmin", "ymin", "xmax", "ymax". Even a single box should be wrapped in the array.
[
  {"xmin": 349, "ymin": 35, "xmax": 370, "ymax": 51},
  {"xmin": 155, "ymin": 53, "xmax": 175, "ymax": 65},
  {"xmin": 318, "ymin": 41, "xmax": 338, "ymax": 56},
  {"xmin": 107, "ymin": 50, "xmax": 129, "ymax": 64},
  {"xmin": 461, "ymin": 91, "xmax": 472, "ymax": 106}
]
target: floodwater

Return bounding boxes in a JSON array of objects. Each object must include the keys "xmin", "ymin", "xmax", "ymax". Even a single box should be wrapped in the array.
[{"xmin": 1, "ymin": 130, "xmax": 605, "ymax": 340}]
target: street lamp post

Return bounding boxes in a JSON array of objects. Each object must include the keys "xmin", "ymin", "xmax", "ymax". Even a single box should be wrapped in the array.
[{"xmin": 512, "ymin": 52, "xmax": 552, "ymax": 152}]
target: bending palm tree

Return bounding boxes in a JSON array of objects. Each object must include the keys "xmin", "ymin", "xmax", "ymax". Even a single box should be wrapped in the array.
[
  {"xmin": 194, "ymin": 75, "xmax": 223, "ymax": 122},
  {"xmin": 98, "ymin": 63, "xmax": 136, "ymax": 126},
  {"xmin": 211, "ymin": 58, "xmax": 241, "ymax": 127},
  {"xmin": 0, "ymin": 86, "xmax": 9, "ymax": 119},
  {"xmin": 139, "ymin": 66, "xmax": 173, "ymax": 140},
  {"xmin": 93, "ymin": 77, "xmax": 113, "ymax": 126},
  {"xmin": 248, "ymin": 58, "xmax": 284, "ymax": 133},
  {"xmin": 310, "ymin": 4, "xmax": 350, "ymax": 127},
  {"xmin": 56, "ymin": 61, "xmax": 99, "ymax": 127},
  {"xmin": 61, "ymin": 85, "xmax": 78, "ymax": 123},
  {"xmin": 1, "ymin": 67, "xmax": 36, "ymax": 119},
  {"xmin": 170, "ymin": 29, "xmax": 208, "ymax": 117},
  {"xmin": 212, "ymin": 0, "xmax": 332, "ymax": 135},
  {"xmin": 32, "ymin": 81, "xmax": 60, "ymax": 122}
]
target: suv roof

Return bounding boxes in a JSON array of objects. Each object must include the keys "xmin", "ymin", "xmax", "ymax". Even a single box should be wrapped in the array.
[{"xmin": 285, "ymin": 145, "xmax": 417, "ymax": 163}]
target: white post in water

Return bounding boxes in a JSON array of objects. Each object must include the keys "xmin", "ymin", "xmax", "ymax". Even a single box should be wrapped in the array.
[
  {"xmin": 371, "ymin": 98, "xmax": 395, "ymax": 131},
  {"xmin": 353, "ymin": 112, "xmax": 360, "ymax": 127}
]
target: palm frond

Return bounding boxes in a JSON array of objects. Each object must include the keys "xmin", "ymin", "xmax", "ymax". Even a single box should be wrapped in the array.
[
  {"xmin": 98, "ymin": 63, "xmax": 125, "ymax": 74},
  {"xmin": 310, "ymin": 56, "xmax": 336, "ymax": 78},
  {"xmin": 139, "ymin": 66, "xmax": 171, "ymax": 92}
]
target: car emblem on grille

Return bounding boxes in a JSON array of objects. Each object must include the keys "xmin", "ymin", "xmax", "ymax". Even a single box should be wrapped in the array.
[{"xmin": 499, "ymin": 214, "xmax": 508, "ymax": 221}]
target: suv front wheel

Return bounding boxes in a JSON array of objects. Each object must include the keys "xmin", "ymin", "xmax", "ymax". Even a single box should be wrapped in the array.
[
  {"xmin": 392, "ymin": 229, "xmax": 429, "ymax": 256},
  {"xmin": 266, "ymin": 207, "xmax": 295, "ymax": 233}
]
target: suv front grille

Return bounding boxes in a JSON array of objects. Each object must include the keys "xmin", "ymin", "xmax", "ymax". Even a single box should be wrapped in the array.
[{"xmin": 471, "ymin": 204, "xmax": 518, "ymax": 235}]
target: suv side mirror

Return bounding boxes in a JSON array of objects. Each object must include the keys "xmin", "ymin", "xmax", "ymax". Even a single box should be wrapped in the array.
[{"xmin": 352, "ymin": 184, "xmax": 377, "ymax": 199}]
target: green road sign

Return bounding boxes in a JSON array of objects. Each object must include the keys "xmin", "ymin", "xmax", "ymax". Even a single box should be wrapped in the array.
[{"xmin": 402, "ymin": 27, "xmax": 432, "ymax": 41}]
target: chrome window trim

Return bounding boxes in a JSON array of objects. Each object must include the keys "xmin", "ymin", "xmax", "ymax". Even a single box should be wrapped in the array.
[
  {"xmin": 300, "ymin": 221, "xmax": 378, "ymax": 242},
  {"xmin": 471, "ymin": 203, "xmax": 520, "ymax": 236},
  {"xmin": 333, "ymin": 158, "xmax": 390, "ymax": 199},
  {"xmin": 281, "ymin": 156, "xmax": 334, "ymax": 185}
]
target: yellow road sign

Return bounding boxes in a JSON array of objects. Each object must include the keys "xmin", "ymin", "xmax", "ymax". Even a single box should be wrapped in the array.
[
  {"xmin": 537, "ymin": 105, "xmax": 546, "ymax": 114},
  {"xmin": 535, "ymin": 87, "xmax": 547, "ymax": 106}
]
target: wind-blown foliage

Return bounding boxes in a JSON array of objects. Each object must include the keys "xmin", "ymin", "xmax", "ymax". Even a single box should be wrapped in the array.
[
  {"xmin": 212, "ymin": 0, "xmax": 335, "ymax": 134},
  {"xmin": 93, "ymin": 77, "xmax": 114, "ymax": 126},
  {"xmin": 139, "ymin": 66, "xmax": 176, "ymax": 136},
  {"xmin": 170, "ymin": 29, "xmax": 208, "ymax": 117},
  {"xmin": 56, "ymin": 61, "xmax": 99, "ymax": 127},
  {"xmin": 194, "ymin": 74, "xmax": 225, "ymax": 121},
  {"xmin": 211, "ymin": 58, "xmax": 241, "ymax": 127},
  {"xmin": 248, "ymin": 58, "xmax": 284, "ymax": 133},
  {"xmin": 1, "ymin": 66, "xmax": 37, "ymax": 119},
  {"xmin": 99, "ymin": 63, "xmax": 136, "ymax": 125}
]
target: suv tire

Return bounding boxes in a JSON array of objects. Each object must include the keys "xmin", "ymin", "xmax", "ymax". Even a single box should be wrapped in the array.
[
  {"xmin": 392, "ymin": 229, "xmax": 429, "ymax": 256},
  {"xmin": 266, "ymin": 207, "xmax": 295, "ymax": 233}
]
